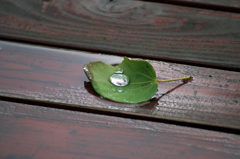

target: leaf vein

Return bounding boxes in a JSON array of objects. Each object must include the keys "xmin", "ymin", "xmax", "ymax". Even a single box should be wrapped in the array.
[{"xmin": 131, "ymin": 72, "xmax": 155, "ymax": 80}]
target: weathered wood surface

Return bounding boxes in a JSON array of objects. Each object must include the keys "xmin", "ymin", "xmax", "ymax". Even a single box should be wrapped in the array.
[
  {"xmin": 0, "ymin": 100, "xmax": 240, "ymax": 159},
  {"xmin": 0, "ymin": 41, "xmax": 239, "ymax": 129},
  {"xmin": 0, "ymin": 0, "xmax": 240, "ymax": 70}
]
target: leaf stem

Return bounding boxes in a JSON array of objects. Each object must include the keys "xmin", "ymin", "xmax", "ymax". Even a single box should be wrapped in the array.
[{"xmin": 157, "ymin": 76, "xmax": 192, "ymax": 83}]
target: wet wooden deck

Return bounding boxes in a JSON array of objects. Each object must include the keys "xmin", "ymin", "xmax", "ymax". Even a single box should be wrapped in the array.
[{"xmin": 0, "ymin": 0, "xmax": 240, "ymax": 158}]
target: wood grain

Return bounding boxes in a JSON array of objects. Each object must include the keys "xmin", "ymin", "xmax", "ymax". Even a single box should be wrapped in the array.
[
  {"xmin": 1, "ymin": 100, "xmax": 240, "ymax": 159},
  {"xmin": 0, "ymin": 41, "xmax": 239, "ymax": 130},
  {"xmin": 0, "ymin": 0, "xmax": 240, "ymax": 69}
]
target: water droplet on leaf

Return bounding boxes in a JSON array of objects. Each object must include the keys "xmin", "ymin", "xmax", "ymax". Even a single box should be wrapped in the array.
[
  {"xmin": 118, "ymin": 88, "xmax": 123, "ymax": 92},
  {"xmin": 110, "ymin": 74, "xmax": 129, "ymax": 87},
  {"xmin": 83, "ymin": 64, "xmax": 93, "ymax": 80},
  {"xmin": 83, "ymin": 64, "xmax": 92, "ymax": 80},
  {"xmin": 115, "ymin": 68, "xmax": 123, "ymax": 74},
  {"xmin": 83, "ymin": 57, "xmax": 159, "ymax": 103}
]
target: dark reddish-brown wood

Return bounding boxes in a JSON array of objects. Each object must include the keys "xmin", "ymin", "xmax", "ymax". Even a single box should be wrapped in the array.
[
  {"xmin": 0, "ymin": 41, "xmax": 239, "ymax": 129},
  {"xmin": 0, "ymin": 0, "xmax": 240, "ymax": 70},
  {"xmin": 1, "ymin": 100, "xmax": 240, "ymax": 159}
]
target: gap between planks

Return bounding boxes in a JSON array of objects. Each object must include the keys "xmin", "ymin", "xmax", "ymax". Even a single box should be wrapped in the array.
[
  {"xmin": 0, "ymin": 96, "xmax": 240, "ymax": 135},
  {"xmin": 141, "ymin": 0, "xmax": 240, "ymax": 13}
]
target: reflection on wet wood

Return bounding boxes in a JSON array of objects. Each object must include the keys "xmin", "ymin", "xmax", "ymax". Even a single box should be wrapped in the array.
[
  {"xmin": 0, "ymin": 41, "xmax": 239, "ymax": 129},
  {"xmin": 0, "ymin": 0, "xmax": 240, "ymax": 70},
  {"xmin": 0, "ymin": 100, "xmax": 240, "ymax": 159}
]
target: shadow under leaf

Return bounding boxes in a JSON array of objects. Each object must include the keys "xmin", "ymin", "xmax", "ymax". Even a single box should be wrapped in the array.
[
  {"xmin": 84, "ymin": 76, "xmax": 193, "ymax": 107},
  {"xmin": 138, "ymin": 76, "xmax": 193, "ymax": 109}
]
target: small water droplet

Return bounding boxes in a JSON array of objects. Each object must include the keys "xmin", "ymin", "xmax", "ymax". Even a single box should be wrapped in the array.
[
  {"xmin": 118, "ymin": 88, "xmax": 123, "ymax": 92},
  {"xmin": 83, "ymin": 65, "xmax": 87, "ymax": 71},
  {"xmin": 83, "ymin": 64, "xmax": 93, "ymax": 80},
  {"xmin": 110, "ymin": 74, "xmax": 129, "ymax": 87},
  {"xmin": 115, "ymin": 68, "xmax": 123, "ymax": 74}
]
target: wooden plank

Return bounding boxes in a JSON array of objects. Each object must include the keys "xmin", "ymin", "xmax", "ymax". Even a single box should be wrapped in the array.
[
  {"xmin": 0, "ymin": 0, "xmax": 240, "ymax": 70},
  {"xmin": 0, "ymin": 100, "xmax": 240, "ymax": 159},
  {"xmin": 0, "ymin": 40, "xmax": 240, "ymax": 129}
]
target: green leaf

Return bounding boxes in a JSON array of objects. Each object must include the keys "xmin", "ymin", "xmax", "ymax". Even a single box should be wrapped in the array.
[{"xmin": 83, "ymin": 57, "xmax": 158, "ymax": 104}]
